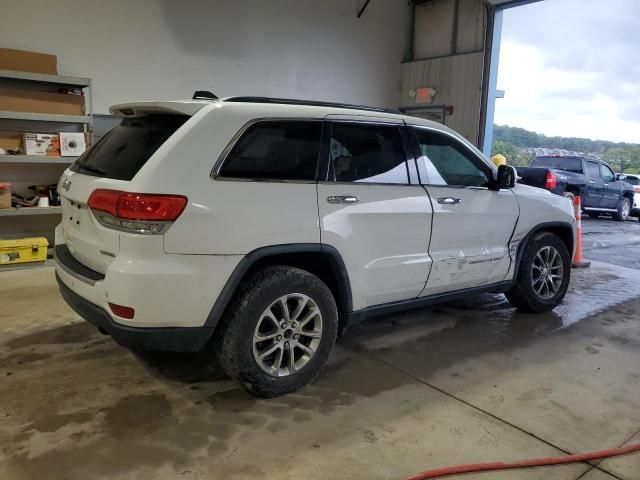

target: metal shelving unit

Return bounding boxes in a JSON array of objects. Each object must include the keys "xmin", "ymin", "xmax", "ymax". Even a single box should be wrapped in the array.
[
  {"xmin": 0, "ymin": 206, "xmax": 63, "ymax": 217},
  {"xmin": 0, "ymin": 69, "xmax": 92, "ymax": 265},
  {"xmin": 0, "ymin": 110, "xmax": 91, "ymax": 123},
  {"xmin": 0, "ymin": 69, "xmax": 90, "ymax": 87},
  {"xmin": 0, "ymin": 154, "xmax": 76, "ymax": 164}
]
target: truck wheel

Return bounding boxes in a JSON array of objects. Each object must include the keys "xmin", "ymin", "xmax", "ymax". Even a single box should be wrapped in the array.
[
  {"xmin": 215, "ymin": 265, "xmax": 338, "ymax": 398},
  {"xmin": 614, "ymin": 198, "xmax": 630, "ymax": 222},
  {"xmin": 505, "ymin": 232, "xmax": 571, "ymax": 313}
]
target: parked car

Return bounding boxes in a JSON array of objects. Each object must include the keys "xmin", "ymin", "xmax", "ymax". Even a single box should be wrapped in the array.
[
  {"xmin": 55, "ymin": 95, "xmax": 576, "ymax": 397},
  {"xmin": 620, "ymin": 173, "xmax": 640, "ymax": 222},
  {"xmin": 515, "ymin": 155, "xmax": 635, "ymax": 221}
]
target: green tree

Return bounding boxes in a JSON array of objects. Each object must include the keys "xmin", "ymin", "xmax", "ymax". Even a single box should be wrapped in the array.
[
  {"xmin": 491, "ymin": 140, "xmax": 532, "ymax": 166},
  {"xmin": 603, "ymin": 147, "xmax": 640, "ymax": 173}
]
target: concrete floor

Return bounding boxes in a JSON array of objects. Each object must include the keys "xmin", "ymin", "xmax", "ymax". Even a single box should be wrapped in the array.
[{"xmin": 1, "ymin": 218, "xmax": 640, "ymax": 480}]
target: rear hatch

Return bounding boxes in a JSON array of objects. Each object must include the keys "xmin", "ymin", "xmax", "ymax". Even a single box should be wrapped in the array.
[{"xmin": 59, "ymin": 109, "xmax": 193, "ymax": 274}]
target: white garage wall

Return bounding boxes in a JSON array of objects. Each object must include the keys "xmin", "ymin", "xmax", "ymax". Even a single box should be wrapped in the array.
[{"xmin": 0, "ymin": 0, "xmax": 409, "ymax": 113}]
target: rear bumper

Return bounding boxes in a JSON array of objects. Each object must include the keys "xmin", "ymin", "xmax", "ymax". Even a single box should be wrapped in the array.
[{"xmin": 56, "ymin": 272, "xmax": 212, "ymax": 352}]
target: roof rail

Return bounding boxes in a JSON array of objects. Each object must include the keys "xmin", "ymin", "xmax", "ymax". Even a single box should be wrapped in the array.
[{"xmin": 223, "ymin": 96, "xmax": 402, "ymax": 114}]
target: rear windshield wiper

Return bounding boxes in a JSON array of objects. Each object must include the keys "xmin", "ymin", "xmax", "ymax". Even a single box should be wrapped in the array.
[{"xmin": 75, "ymin": 162, "xmax": 107, "ymax": 176}]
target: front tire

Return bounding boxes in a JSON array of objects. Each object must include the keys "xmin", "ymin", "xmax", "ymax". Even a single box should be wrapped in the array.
[
  {"xmin": 505, "ymin": 232, "xmax": 571, "ymax": 312},
  {"xmin": 614, "ymin": 198, "xmax": 630, "ymax": 222},
  {"xmin": 215, "ymin": 265, "xmax": 338, "ymax": 398}
]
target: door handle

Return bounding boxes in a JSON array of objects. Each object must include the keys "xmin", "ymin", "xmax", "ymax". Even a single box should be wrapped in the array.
[
  {"xmin": 437, "ymin": 197, "xmax": 462, "ymax": 205},
  {"xmin": 327, "ymin": 195, "xmax": 359, "ymax": 204},
  {"xmin": 589, "ymin": 180, "xmax": 596, "ymax": 184}
]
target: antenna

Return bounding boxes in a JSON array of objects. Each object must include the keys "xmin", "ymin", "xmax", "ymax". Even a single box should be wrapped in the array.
[{"xmin": 192, "ymin": 91, "xmax": 218, "ymax": 100}]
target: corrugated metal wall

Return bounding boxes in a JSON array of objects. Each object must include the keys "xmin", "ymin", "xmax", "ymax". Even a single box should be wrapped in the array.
[
  {"xmin": 401, "ymin": 51, "xmax": 484, "ymax": 144},
  {"xmin": 403, "ymin": 0, "xmax": 487, "ymax": 145}
]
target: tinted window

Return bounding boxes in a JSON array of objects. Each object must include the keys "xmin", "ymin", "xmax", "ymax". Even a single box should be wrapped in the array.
[
  {"xmin": 220, "ymin": 121, "xmax": 322, "ymax": 181},
  {"xmin": 411, "ymin": 128, "xmax": 491, "ymax": 187},
  {"xmin": 585, "ymin": 161, "xmax": 600, "ymax": 179},
  {"xmin": 71, "ymin": 114, "xmax": 188, "ymax": 180},
  {"xmin": 624, "ymin": 176, "xmax": 640, "ymax": 186},
  {"xmin": 530, "ymin": 156, "xmax": 583, "ymax": 173},
  {"xmin": 601, "ymin": 164, "xmax": 615, "ymax": 182},
  {"xmin": 329, "ymin": 123, "xmax": 408, "ymax": 184}
]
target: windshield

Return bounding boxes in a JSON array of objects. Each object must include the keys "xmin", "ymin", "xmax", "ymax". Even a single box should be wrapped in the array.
[
  {"xmin": 71, "ymin": 114, "xmax": 188, "ymax": 180},
  {"xmin": 530, "ymin": 156, "xmax": 583, "ymax": 173}
]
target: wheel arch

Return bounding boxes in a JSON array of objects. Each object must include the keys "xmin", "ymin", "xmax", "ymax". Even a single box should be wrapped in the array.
[
  {"xmin": 205, "ymin": 244, "xmax": 353, "ymax": 333},
  {"xmin": 513, "ymin": 222, "xmax": 574, "ymax": 278}
]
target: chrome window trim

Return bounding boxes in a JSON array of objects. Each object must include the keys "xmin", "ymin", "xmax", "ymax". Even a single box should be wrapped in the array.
[{"xmin": 210, "ymin": 117, "xmax": 324, "ymax": 180}]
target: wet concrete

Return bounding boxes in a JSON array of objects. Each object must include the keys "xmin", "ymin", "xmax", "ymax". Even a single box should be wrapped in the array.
[
  {"xmin": 582, "ymin": 216, "xmax": 640, "ymax": 270},
  {"xmin": 1, "ymin": 245, "xmax": 640, "ymax": 479}
]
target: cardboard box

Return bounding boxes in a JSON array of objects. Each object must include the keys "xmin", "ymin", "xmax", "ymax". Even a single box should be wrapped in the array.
[
  {"xmin": 0, "ymin": 183, "xmax": 11, "ymax": 209},
  {"xmin": 24, "ymin": 133, "xmax": 60, "ymax": 156},
  {"xmin": 0, "ymin": 132, "xmax": 22, "ymax": 152},
  {"xmin": 0, "ymin": 87, "xmax": 84, "ymax": 116},
  {"xmin": 0, "ymin": 48, "xmax": 57, "ymax": 75},
  {"xmin": 60, "ymin": 132, "xmax": 86, "ymax": 156}
]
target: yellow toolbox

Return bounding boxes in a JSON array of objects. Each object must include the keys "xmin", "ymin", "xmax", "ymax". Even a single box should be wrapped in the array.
[{"xmin": 0, "ymin": 237, "xmax": 49, "ymax": 265}]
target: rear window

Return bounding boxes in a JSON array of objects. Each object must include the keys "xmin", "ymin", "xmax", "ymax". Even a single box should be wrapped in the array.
[
  {"xmin": 219, "ymin": 120, "xmax": 322, "ymax": 181},
  {"xmin": 71, "ymin": 114, "xmax": 188, "ymax": 181},
  {"xmin": 530, "ymin": 156, "xmax": 583, "ymax": 173},
  {"xmin": 624, "ymin": 176, "xmax": 640, "ymax": 186}
]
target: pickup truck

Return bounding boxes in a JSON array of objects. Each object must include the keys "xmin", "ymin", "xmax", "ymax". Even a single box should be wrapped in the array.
[{"xmin": 515, "ymin": 155, "xmax": 635, "ymax": 221}]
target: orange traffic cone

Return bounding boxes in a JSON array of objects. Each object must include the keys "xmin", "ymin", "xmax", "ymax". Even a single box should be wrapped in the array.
[{"xmin": 572, "ymin": 196, "xmax": 590, "ymax": 268}]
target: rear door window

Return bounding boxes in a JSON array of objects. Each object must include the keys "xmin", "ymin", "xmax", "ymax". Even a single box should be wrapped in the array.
[
  {"xmin": 219, "ymin": 120, "xmax": 322, "ymax": 181},
  {"xmin": 327, "ymin": 122, "xmax": 409, "ymax": 184},
  {"xmin": 71, "ymin": 114, "xmax": 188, "ymax": 180},
  {"xmin": 585, "ymin": 161, "xmax": 601, "ymax": 179}
]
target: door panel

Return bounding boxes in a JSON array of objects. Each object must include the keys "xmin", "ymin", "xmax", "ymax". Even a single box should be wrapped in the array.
[
  {"xmin": 318, "ymin": 119, "xmax": 432, "ymax": 310},
  {"xmin": 408, "ymin": 125, "xmax": 519, "ymax": 295},
  {"xmin": 318, "ymin": 183, "xmax": 432, "ymax": 309},
  {"xmin": 600, "ymin": 164, "xmax": 622, "ymax": 208},
  {"xmin": 421, "ymin": 187, "xmax": 518, "ymax": 295},
  {"xmin": 584, "ymin": 160, "xmax": 604, "ymax": 207}
]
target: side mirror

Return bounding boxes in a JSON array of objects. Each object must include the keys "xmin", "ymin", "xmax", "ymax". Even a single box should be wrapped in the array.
[
  {"xmin": 617, "ymin": 174, "xmax": 627, "ymax": 181},
  {"xmin": 493, "ymin": 165, "xmax": 517, "ymax": 190}
]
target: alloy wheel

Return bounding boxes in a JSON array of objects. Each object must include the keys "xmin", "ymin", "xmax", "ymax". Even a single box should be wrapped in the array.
[
  {"xmin": 252, "ymin": 293, "xmax": 323, "ymax": 377},
  {"xmin": 531, "ymin": 245, "xmax": 564, "ymax": 299}
]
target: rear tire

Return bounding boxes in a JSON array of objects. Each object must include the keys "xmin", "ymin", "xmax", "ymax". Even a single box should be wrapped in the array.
[
  {"xmin": 215, "ymin": 265, "xmax": 338, "ymax": 398},
  {"xmin": 614, "ymin": 198, "xmax": 630, "ymax": 222},
  {"xmin": 505, "ymin": 232, "xmax": 571, "ymax": 313}
]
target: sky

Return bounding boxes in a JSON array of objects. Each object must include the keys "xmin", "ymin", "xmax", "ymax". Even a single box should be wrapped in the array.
[{"xmin": 495, "ymin": 0, "xmax": 640, "ymax": 143}]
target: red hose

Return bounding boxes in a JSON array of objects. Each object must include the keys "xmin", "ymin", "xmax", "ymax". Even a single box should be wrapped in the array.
[{"xmin": 405, "ymin": 443, "xmax": 640, "ymax": 480}]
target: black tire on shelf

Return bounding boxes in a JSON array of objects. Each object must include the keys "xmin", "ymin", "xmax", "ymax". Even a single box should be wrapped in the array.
[
  {"xmin": 505, "ymin": 231, "xmax": 571, "ymax": 313},
  {"xmin": 613, "ymin": 197, "xmax": 630, "ymax": 222},
  {"xmin": 215, "ymin": 265, "xmax": 338, "ymax": 398}
]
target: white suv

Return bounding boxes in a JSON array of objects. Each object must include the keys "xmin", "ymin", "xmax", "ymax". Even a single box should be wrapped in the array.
[{"xmin": 55, "ymin": 96, "xmax": 576, "ymax": 397}]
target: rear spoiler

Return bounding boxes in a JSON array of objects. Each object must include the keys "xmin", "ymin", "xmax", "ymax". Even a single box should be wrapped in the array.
[{"xmin": 109, "ymin": 101, "xmax": 211, "ymax": 118}]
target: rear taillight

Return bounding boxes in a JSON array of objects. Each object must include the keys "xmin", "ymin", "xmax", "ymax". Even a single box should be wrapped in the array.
[
  {"xmin": 88, "ymin": 189, "xmax": 187, "ymax": 234},
  {"xmin": 545, "ymin": 171, "xmax": 558, "ymax": 190}
]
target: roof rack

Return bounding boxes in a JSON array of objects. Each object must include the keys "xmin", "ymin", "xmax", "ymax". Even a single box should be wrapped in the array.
[{"xmin": 223, "ymin": 96, "xmax": 402, "ymax": 114}]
